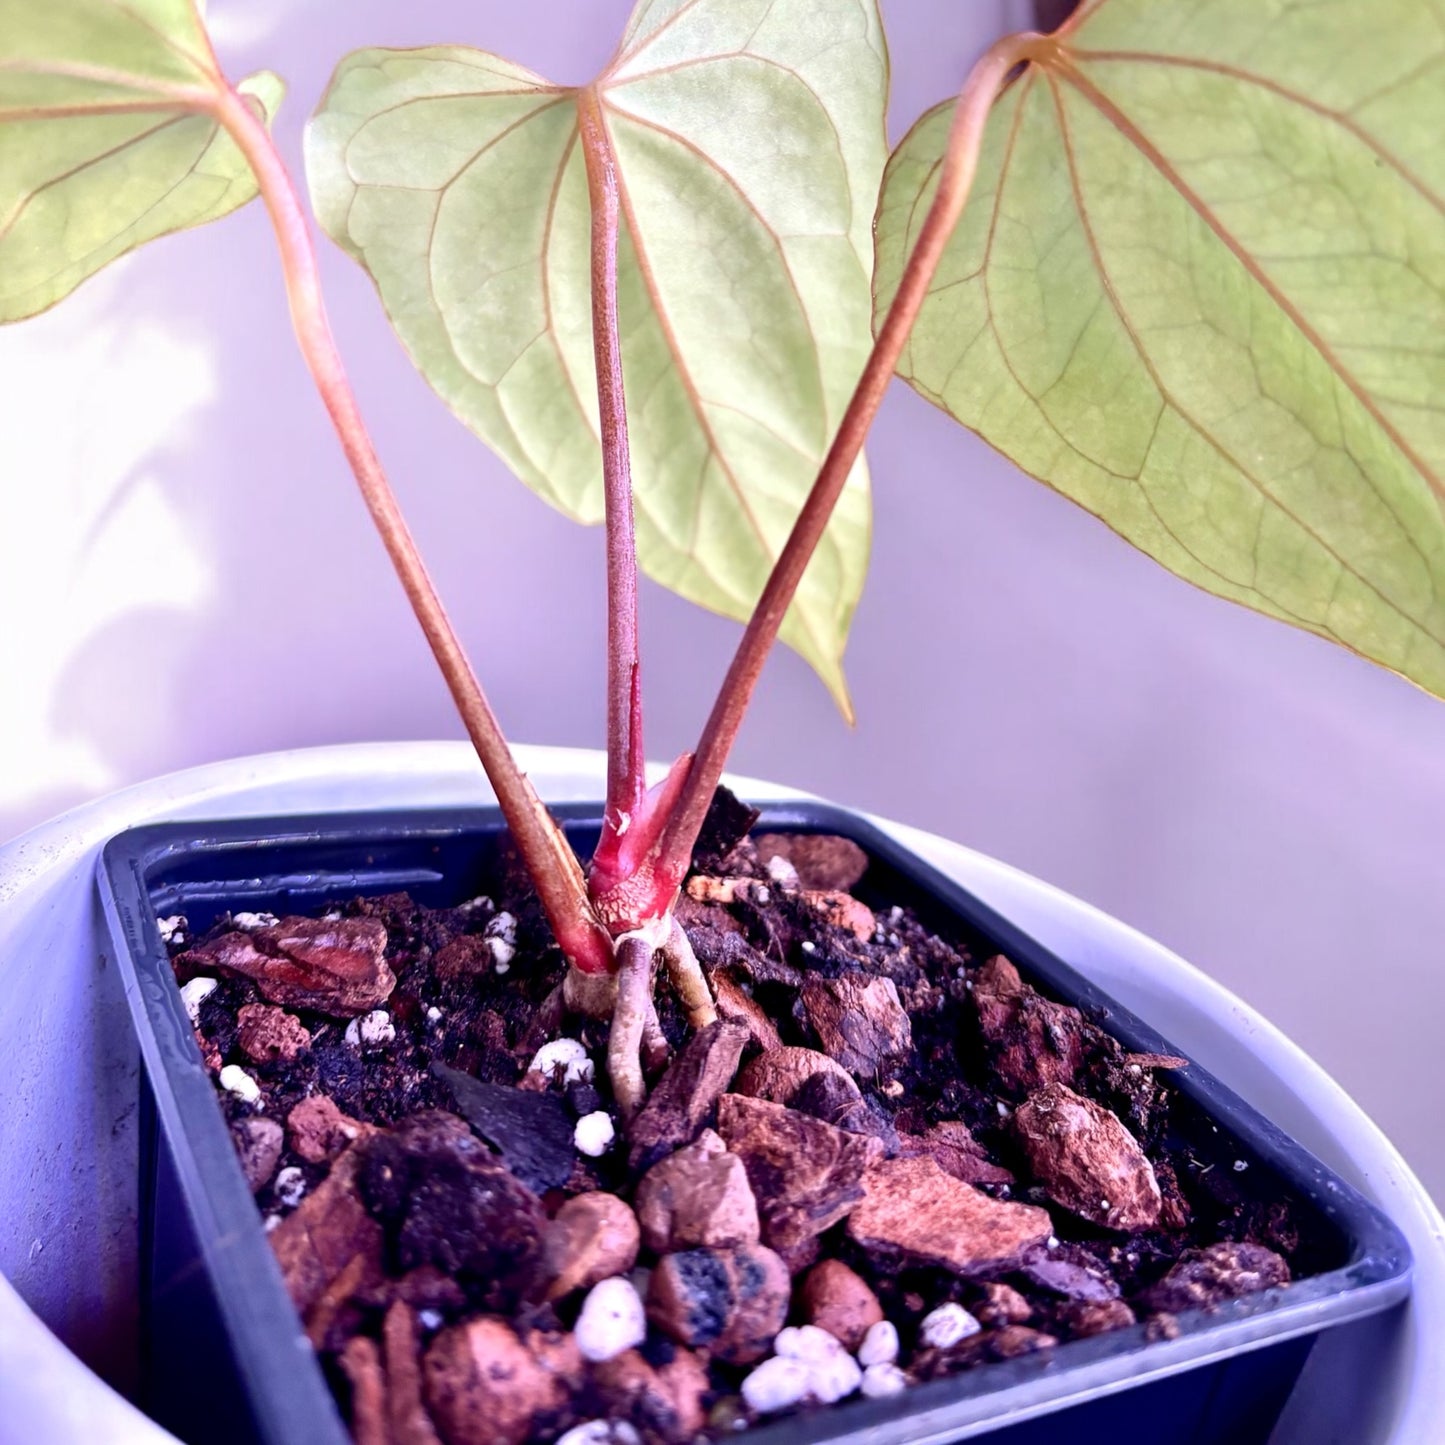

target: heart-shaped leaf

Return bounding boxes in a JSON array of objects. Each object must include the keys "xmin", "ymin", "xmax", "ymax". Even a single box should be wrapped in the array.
[
  {"xmin": 0, "ymin": 0, "xmax": 283, "ymax": 323},
  {"xmin": 306, "ymin": 0, "xmax": 889, "ymax": 711},
  {"xmin": 876, "ymin": 0, "xmax": 1445, "ymax": 697}
]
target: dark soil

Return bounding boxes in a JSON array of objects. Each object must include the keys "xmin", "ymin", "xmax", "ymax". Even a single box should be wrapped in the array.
[{"xmin": 166, "ymin": 791, "xmax": 1332, "ymax": 1445}]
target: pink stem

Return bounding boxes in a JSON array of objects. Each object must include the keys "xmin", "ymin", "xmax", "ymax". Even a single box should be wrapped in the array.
[
  {"xmin": 211, "ymin": 84, "xmax": 613, "ymax": 975},
  {"xmin": 658, "ymin": 32, "xmax": 1054, "ymax": 880},
  {"xmin": 578, "ymin": 88, "xmax": 647, "ymax": 835}
]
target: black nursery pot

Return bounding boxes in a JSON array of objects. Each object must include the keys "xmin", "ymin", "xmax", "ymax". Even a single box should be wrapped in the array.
[{"xmin": 97, "ymin": 803, "xmax": 1412, "ymax": 1445}]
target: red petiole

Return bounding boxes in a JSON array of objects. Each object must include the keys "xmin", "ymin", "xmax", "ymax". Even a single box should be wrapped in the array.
[{"xmin": 212, "ymin": 28, "xmax": 1051, "ymax": 981}]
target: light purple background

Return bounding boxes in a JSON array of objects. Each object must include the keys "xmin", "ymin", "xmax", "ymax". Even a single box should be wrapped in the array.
[{"xmin": 0, "ymin": 0, "xmax": 1440, "ymax": 1200}]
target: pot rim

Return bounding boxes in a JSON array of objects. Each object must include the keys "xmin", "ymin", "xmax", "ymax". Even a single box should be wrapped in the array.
[{"xmin": 1, "ymin": 741, "xmax": 1441, "ymax": 1445}]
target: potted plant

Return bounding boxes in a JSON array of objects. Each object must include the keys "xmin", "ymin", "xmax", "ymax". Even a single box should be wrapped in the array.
[{"xmin": 2, "ymin": 0, "xmax": 1440, "ymax": 1443}]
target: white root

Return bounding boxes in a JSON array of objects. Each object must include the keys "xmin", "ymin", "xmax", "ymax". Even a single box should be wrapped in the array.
[
  {"xmin": 660, "ymin": 918, "xmax": 717, "ymax": 1030},
  {"xmin": 641, "ymin": 998, "xmax": 671, "ymax": 1076},
  {"xmin": 556, "ymin": 918, "xmax": 713, "ymax": 1114},
  {"xmin": 607, "ymin": 935, "xmax": 654, "ymax": 1120}
]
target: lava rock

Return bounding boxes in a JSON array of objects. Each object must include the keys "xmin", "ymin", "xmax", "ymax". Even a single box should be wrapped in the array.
[
  {"xmin": 973, "ymin": 956, "xmax": 1092, "ymax": 1095},
  {"xmin": 735, "ymin": 1048, "xmax": 858, "ymax": 1108},
  {"xmin": 716, "ymin": 1094, "xmax": 883, "ymax": 1255},
  {"xmin": 799, "ymin": 1260, "xmax": 883, "ymax": 1352},
  {"xmin": 590, "ymin": 1348, "xmax": 709, "ymax": 1444},
  {"xmin": 232, "ymin": 1116, "xmax": 284, "ymax": 1193},
  {"xmin": 358, "ymin": 1266, "xmax": 468, "ymax": 1318},
  {"xmin": 288, "ymin": 1094, "xmax": 368, "ymax": 1164},
  {"xmin": 433, "ymin": 1062, "xmax": 575, "ymax": 1193},
  {"xmin": 753, "ymin": 834, "xmax": 868, "ymax": 891},
  {"xmin": 1013, "ymin": 1083, "xmax": 1162, "ymax": 1231},
  {"xmin": 541, "ymin": 1193, "xmax": 640, "ymax": 1302},
  {"xmin": 792, "ymin": 1071, "xmax": 899, "ymax": 1152},
  {"xmin": 179, "ymin": 917, "xmax": 394, "ymax": 1018},
  {"xmin": 1058, "ymin": 1299, "xmax": 1136, "ymax": 1337},
  {"xmin": 634, "ymin": 1130, "xmax": 760, "ymax": 1253},
  {"xmin": 973, "ymin": 1281, "xmax": 1032, "ymax": 1328},
  {"xmin": 1140, "ymin": 1242, "xmax": 1291, "ymax": 1313},
  {"xmin": 423, "ymin": 1319, "xmax": 577, "ymax": 1445},
  {"xmin": 339, "ymin": 1336, "xmax": 388, "ymax": 1445},
  {"xmin": 711, "ymin": 975, "xmax": 784, "ymax": 1054},
  {"xmin": 990, "ymin": 1325, "xmax": 1059, "ymax": 1359},
  {"xmin": 801, "ymin": 891, "xmax": 877, "ymax": 944},
  {"xmin": 1020, "ymin": 1253, "xmax": 1121, "ymax": 1302},
  {"xmin": 800, "ymin": 974, "xmax": 911, "ymax": 1076},
  {"xmin": 270, "ymin": 1143, "xmax": 383, "ymax": 1320},
  {"xmin": 901, "ymin": 1120, "xmax": 1013, "ymax": 1187},
  {"xmin": 236, "ymin": 1003, "xmax": 311, "ymax": 1064},
  {"xmin": 647, "ymin": 1244, "xmax": 791, "ymax": 1365},
  {"xmin": 627, "ymin": 1019, "xmax": 750, "ymax": 1173},
  {"xmin": 357, "ymin": 1111, "xmax": 546, "ymax": 1310},
  {"xmin": 383, "ymin": 1301, "xmax": 444, "ymax": 1445},
  {"xmin": 846, "ymin": 1156, "xmax": 1053, "ymax": 1274}
]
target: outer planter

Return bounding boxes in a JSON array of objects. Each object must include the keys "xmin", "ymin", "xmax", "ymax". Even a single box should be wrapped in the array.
[
  {"xmin": 98, "ymin": 800, "xmax": 1410, "ymax": 1445},
  {"xmin": 0, "ymin": 744, "xmax": 1441, "ymax": 1444}
]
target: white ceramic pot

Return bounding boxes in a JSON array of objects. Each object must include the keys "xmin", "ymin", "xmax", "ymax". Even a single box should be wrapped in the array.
[{"xmin": 0, "ymin": 743, "xmax": 1439, "ymax": 1444}]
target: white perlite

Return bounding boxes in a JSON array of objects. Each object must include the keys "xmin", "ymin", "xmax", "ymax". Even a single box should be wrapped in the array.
[
  {"xmin": 574, "ymin": 1278, "xmax": 646, "ymax": 1363},
  {"xmin": 857, "ymin": 1320, "xmax": 899, "ymax": 1367},
  {"xmin": 575, "ymin": 1111, "xmax": 615, "ymax": 1157},
  {"xmin": 860, "ymin": 1362, "xmax": 908, "ymax": 1399},
  {"xmin": 361, "ymin": 1010, "xmax": 395, "ymax": 1046},
  {"xmin": 218, "ymin": 1065, "xmax": 260, "ymax": 1105},
  {"xmin": 345, "ymin": 1010, "xmax": 395, "ymax": 1049},
  {"xmin": 556, "ymin": 1424, "xmax": 641, "ymax": 1445},
  {"xmin": 273, "ymin": 1166, "xmax": 306, "ymax": 1208},
  {"xmin": 157, "ymin": 915, "xmax": 185, "ymax": 944},
  {"xmin": 774, "ymin": 1325, "xmax": 845, "ymax": 1364},
  {"xmin": 180, "ymin": 976, "xmax": 217, "ymax": 1025},
  {"xmin": 230, "ymin": 911, "xmax": 278, "ymax": 930},
  {"xmin": 765, "ymin": 854, "xmax": 799, "ymax": 888},
  {"xmin": 485, "ymin": 912, "xmax": 518, "ymax": 971},
  {"xmin": 808, "ymin": 1351, "xmax": 862, "ymax": 1405},
  {"xmin": 919, "ymin": 1303, "xmax": 981, "ymax": 1350},
  {"xmin": 741, "ymin": 1356, "xmax": 813, "ymax": 1414},
  {"xmin": 768, "ymin": 1326, "xmax": 860, "ymax": 1405},
  {"xmin": 530, "ymin": 1038, "xmax": 595, "ymax": 1086}
]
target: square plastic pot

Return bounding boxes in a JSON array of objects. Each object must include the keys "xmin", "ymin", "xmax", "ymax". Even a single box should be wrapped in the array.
[{"xmin": 97, "ymin": 801, "xmax": 1412, "ymax": 1445}]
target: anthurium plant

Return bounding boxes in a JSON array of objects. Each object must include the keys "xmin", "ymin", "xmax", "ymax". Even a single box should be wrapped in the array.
[{"xmin": 4, "ymin": 0, "xmax": 1442, "ymax": 1108}]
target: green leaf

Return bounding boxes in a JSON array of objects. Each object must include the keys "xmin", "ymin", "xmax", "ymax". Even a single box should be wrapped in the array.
[
  {"xmin": 0, "ymin": 0, "xmax": 283, "ymax": 322},
  {"xmin": 875, "ymin": 0, "xmax": 1445, "ymax": 698},
  {"xmin": 306, "ymin": 0, "xmax": 889, "ymax": 711}
]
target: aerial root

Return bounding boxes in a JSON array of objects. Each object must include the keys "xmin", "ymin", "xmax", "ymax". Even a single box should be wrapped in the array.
[
  {"xmin": 607, "ymin": 934, "xmax": 654, "ymax": 1120},
  {"xmin": 660, "ymin": 918, "xmax": 717, "ymax": 1031}
]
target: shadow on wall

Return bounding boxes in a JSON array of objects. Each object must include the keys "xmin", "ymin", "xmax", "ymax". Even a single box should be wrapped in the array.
[{"xmin": 0, "ymin": 0, "xmax": 641, "ymax": 839}]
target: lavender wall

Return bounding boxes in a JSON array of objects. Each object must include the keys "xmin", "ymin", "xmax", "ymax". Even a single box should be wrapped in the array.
[{"xmin": 1, "ymin": 0, "xmax": 1440, "ymax": 1200}]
